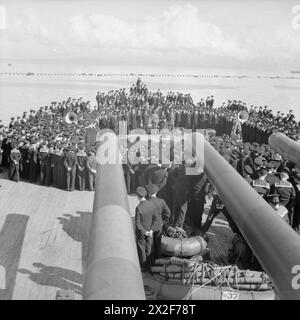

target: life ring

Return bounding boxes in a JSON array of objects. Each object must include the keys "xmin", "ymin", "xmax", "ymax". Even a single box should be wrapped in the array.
[{"xmin": 160, "ymin": 235, "xmax": 207, "ymax": 257}]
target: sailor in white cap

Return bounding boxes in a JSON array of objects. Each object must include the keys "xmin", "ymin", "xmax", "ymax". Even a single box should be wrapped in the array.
[{"xmin": 9, "ymin": 146, "xmax": 22, "ymax": 182}]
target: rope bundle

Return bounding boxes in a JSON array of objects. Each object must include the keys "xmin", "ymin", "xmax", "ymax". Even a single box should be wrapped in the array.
[
  {"xmin": 151, "ymin": 259, "xmax": 273, "ymax": 291},
  {"xmin": 166, "ymin": 226, "xmax": 188, "ymax": 238}
]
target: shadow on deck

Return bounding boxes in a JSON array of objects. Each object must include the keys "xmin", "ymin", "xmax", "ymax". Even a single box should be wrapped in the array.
[
  {"xmin": 17, "ymin": 211, "xmax": 92, "ymax": 298},
  {"xmin": 18, "ymin": 263, "xmax": 82, "ymax": 295}
]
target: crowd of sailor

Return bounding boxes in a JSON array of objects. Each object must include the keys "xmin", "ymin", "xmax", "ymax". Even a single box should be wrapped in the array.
[{"xmin": 0, "ymin": 81, "xmax": 299, "ymax": 264}]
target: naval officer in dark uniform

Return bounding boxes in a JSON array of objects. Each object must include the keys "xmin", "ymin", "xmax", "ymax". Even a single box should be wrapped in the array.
[
  {"xmin": 64, "ymin": 145, "xmax": 77, "ymax": 191},
  {"xmin": 86, "ymin": 150, "xmax": 98, "ymax": 191},
  {"xmin": 265, "ymin": 162, "xmax": 280, "ymax": 187},
  {"xmin": 9, "ymin": 147, "xmax": 22, "ymax": 182},
  {"xmin": 20, "ymin": 141, "xmax": 30, "ymax": 180},
  {"xmin": 147, "ymin": 184, "xmax": 171, "ymax": 260},
  {"xmin": 187, "ymin": 172, "xmax": 208, "ymax": 229},
  {"xmin": 272, "ymin": 167, "xmax": 296, "ymax": 226},
  {"xmin": 135, "ymin": 186, "xmax": 157, "ymax": 270},
  {"xmin": 252, "ymin": 167, "xmax": 270, "ymax": 198},
  {"xmin": 38, "ymin": 144, "xmax": 49, "ymax": 185},
  {"xmin": 28, "ymin": 143, "xmax": 38, "ymax": 183},
  {"xmin": 76, "ymin": 144, "xmax": 87, "ymax": 191},
  {"xmin": 243, "ymin": 165, "xmax": 253, "ymax": 184}
]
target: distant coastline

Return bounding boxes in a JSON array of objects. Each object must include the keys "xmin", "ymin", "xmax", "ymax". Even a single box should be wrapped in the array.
[{"xmin": 0, "ymin": 71, "xmax": 300, "ymax": 80}]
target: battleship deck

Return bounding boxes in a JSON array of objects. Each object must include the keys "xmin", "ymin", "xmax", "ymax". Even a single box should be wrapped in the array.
[{"xmin": 0, "ymin": 175, "xmax": 232, "ymax": 300}]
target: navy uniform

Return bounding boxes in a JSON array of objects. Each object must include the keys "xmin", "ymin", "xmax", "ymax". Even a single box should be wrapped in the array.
[
  {"xmin": 252, "ymin": 157, "xmax": 264, "ymax": 179},
  {"xmin": 187, "ymin": 172, "xmax": 208, "ymax": 229},
  {"xmin": 76, "ymin": 147, "xmax": 87, "ymax": 191},
  {"xmin": 151, "ymin": 112, "xmax": 160, "ymax": 129},
  {"xmin": 9, "ymin": 148, "xmax": 21, "ymax": 182},
  {"xmin": 38, "ymin": 145, "xmax": 49, "ymax": 185},
  {"xmin": 56, "ymin": 147, "xmax": 65, "ymax": 189},
  {"xmin": 86, "ymin": 151, "xmax": 98, "ymax": 191},
  {"xmin": 147, "ymin": 184, "xmax": 171, "ymax": 260},
  {"xmin": 50, "ymin": 147, "xmax": 58, "ymax": 187},
  {"xmin": 265, "ymin": 162, "xmax": 280, "ymax": 187},
  {"xmin": 135, "ymin": 187, "xmax": 157, "ymax": 270},
  {"xmin": 44, "ymin": 145, "xmax": 52, "ymax": 186},
  {"xmin": 266, "ymin": 194, "xmax": 289, "ymax": 224},
  {"xmin": 135, "ymin": 163, "xmax": 146, "ymax": 187},
  {"xmin": 273, "ymin": 168, "xmax": 296, "ymax": 224},
  {"xmin": 243, "ymin": 165, "xmax": 253, "ymax": 185},
  {"xmin": 64, "ymin": 146, "xmax": 77, "ymax": 191},
  {"xmin": 169, "ymin": 164, "xmax": 191, "ymax": 228},
  {"xmin": 274, "ymin": 179, "xmax": 295, "ymax": 208},
  {"xmin": 2, "ymin": 137, "xmax": 12, "ymax": 168},
  {"xmin": 252, "ymin": 167, "xmax": 270, "ymax": 198},
  {"xmin": 19, "ymin": 143, "xmax": 30, "ymax": 180},
  {"xmin": 185, "ymin": 112, "xmax": 191, "ymax": 129},
  {"xmin": 28, "ymin": 145, "xmax": 38, "ymax": 183}
]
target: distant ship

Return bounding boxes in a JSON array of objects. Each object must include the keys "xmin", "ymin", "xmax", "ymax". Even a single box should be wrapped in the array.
[
  {"xmin": 290, "ymin": 70, "xmax": 300, "ymax": 73},
  {"xmin": 26, "ymin": 72, "xmax": 34, "ymax": 76}
]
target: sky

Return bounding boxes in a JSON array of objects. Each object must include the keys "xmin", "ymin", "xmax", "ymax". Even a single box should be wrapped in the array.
[{"xmin": 0, "ymin": 0, "xmax": 300, "ymax": 71}]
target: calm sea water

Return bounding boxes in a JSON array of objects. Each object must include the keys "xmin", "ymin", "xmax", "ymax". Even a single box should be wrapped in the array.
[{"xmin": 0, "ymin": 60, "xmax": 300, "ymax": 125}]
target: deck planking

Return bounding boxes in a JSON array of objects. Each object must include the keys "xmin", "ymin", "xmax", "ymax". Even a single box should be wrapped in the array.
[{"xmin": 0, "ymin": 177, "xmax": 231, "ymax": 299}]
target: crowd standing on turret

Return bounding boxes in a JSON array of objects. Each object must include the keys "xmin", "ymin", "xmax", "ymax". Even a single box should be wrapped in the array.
[{"xmin": 0, "ymin": 79, "xmax": 300, "ymax": 270}]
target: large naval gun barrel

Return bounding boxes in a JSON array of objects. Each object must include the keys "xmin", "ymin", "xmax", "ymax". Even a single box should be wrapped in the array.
[
  {"xmin": 268, "ymin": 132, "xmax": 300, "ymax": 168},
  {"xmin": 187, "ymin": 132, "xmax": 300, "ymax": 300},
  {"xmin": 83, "ymin": 141, "xmax": 145, "ymax": 299}
]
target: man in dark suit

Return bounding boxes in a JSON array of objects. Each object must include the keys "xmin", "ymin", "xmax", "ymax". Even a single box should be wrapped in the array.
[
  {"xmin": 28, "ymin": 143, "xmax": 38, "ymax": 183},
  {"xmin": 273, "ymin": 167, "xmax": 296, "ymax": 225},
  {"xmin": 265, "ymin": 162, "xmax": 280, "ymax": 187},
  {"xmin": 147, "ymin": 184, "xmax": 171, "ymax": 259},
  {"xmin": 64, "ymin": 145, "xmax": 77, "ymax": 191},
  {"xmin": 86, "ymin": 150, "xmax": 98, "ymax": 191},
  {"xmin": 38, "ymin": 144, "xmax": 49, "ymax": 185},
  {"xmin": 169, "ymin": 164, "xmax": 191, "ymax": 228},
  {"xmin": 187, "ymin": 172, "xmax": 208, "ymax": 229},
  {"xmin": 135, "ymin": 186, "xmax": 157, "ymax": 270},
  {"xmin": 44, "ymin": 144, "xmax": 52, "ymax": 186},
  {"xmin": 19, "ymin": 141, "xmax": 30, "ymax": 180},
  {"xmin": 1, "ymin": 136, "xmax": 12, "ymax": 168},
  {"xmin": 186, "ymin": 112, "xmax": 191, "ymax": 130},
  {"xmin": 9, "ymin": 147, "xmax": 22, "ymax": 182},
  {"xmin": 76, "ymin": 145, "xmax": 87, "ymax": 191}
]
